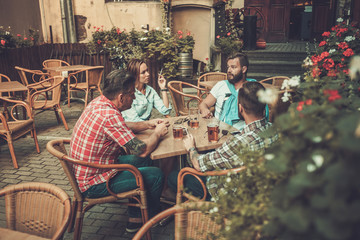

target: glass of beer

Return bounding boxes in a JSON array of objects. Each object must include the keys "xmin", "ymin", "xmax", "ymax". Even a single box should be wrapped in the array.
[
  {"xmin": 173, "ymin": 124, "xmax": 184, "ymax": 140},
  {"xmin": 188, "ymin": 108, "xmax": 200, "ymax": 129},
  {"xmin": 207, "ymin": 119, "xmax": 220, "ymax": 143}
]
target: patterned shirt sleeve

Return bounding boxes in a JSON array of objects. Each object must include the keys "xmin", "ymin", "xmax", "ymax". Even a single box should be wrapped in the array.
[{"xmin": 197, "ymin": 135, "xmax": 247, "ymax": 172}]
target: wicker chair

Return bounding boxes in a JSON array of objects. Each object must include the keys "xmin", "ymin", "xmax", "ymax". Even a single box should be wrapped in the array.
[
  {"xmin": 42, "ymin": 59, "xmax": 70, "ymax": 77},
  {"xmin": 0, "ymin": 74, "xmax": 14, "ymax": 98},
  {"xmin": 27, "ymin": 76, "xmax": 69, "ymax": 130},
  {"xmin": 15, "ymin": 66, "xmax": 50, "ymax": 89},
  {"xmin": 176, "ymin": 167, "xmax": 246, "ymax": 204},
  {"xmin": 67, "ymin": 66, "xmax": 104, "ymax": 107},
  {"xmin": 168, "ymin": 81, "xmax": 207, "ymax": 116},
  {"xmin": 0, "ymin": 182, "xmax": 71, "ymax": 240},
  {"xmin": 133, "ymin": 201, "xmax": 222, "ymax": 240},
  {"xmin": 197, "ymin": 72, "xmax": 227, "ymax": 87},
  {"xmin": 197, "ymin": 72, "xmax": 227, "ymax": 95},
  {"xmin": 259, "ymin": 76, "xmax": 290, "ymax": 87},
  {"xmin": 0, "ymin": 97, "xmax": 40, "ymax": 168},
  {"xmin": 46, "ymin": 139, "xmax": 152, "ymax": 240}
]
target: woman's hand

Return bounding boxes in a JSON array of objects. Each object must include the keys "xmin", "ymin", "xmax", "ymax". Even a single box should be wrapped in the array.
[{"xmin": 158, "ymin": 75, "xmax": 167, "ymax": 90}]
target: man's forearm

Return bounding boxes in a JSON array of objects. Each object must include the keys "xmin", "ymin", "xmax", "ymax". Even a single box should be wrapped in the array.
[
  {"xmin": 126, "ymin": 121, "xmax": 149, "ymax": 133},
  {"xmin": 138, "ymin": 131, "xmax": 161, "ymax": 157},
  {"xmin": 199, "ymin": 101, "xmax": 209, "ymax": 114}
]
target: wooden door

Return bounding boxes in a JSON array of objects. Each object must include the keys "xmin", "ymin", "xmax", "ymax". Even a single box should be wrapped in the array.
[
  {"xmin": 245, "ymin": 0, "xmax": 291, "ymax": 42},
  {"xmin": 312, "ymin": 0, "xmax": 336, "ymax": 40}
]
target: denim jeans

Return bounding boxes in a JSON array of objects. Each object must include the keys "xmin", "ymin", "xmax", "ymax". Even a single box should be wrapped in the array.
[
  {"xmin": 168, "ymin": 170, "xmax": 211, "ymax": 201},
  {"xmin": 83, "ymin": 155, "xmax": 164, "ymax": 218}
]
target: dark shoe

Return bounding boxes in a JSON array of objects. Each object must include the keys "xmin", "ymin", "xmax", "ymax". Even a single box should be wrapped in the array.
[{"xmin": 126, "ymin": 222, "xmax": 143, "ymax": 233}]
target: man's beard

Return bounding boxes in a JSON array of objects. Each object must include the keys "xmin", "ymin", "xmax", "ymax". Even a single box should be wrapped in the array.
[{"xmin": 228, "ymin": 71, "xmax": 243, "ymax": 84}]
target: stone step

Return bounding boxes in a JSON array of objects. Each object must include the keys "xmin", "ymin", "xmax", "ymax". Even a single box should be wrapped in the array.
[{"xmin": 245, "ymin": 51, "xmax": 308, "ymax": 62}]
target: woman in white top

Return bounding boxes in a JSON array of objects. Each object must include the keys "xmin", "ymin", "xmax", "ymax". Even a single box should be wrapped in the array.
[{"xmin": 121, "ymin": 59, "xmax": 172, "ymax": 121}]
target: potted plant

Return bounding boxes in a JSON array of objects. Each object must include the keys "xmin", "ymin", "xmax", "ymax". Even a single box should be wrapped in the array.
[{"xmin": 176, "ymin": 30, "xmax": 195, "ymax": 78}]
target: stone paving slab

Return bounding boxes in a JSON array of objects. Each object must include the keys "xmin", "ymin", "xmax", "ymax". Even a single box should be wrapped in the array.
[{"xmin": 0, "ymin": 97, "xmax": 176, "ymax": 240}]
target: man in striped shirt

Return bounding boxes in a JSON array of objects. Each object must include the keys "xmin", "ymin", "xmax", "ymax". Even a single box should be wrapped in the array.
[
  {"xmin": 168, "ymin": 81, "xmax": 277, "ymax": 200},
  {"xmin": 70, "ymin": 70, "xmax": 168, "ymax": 232}
]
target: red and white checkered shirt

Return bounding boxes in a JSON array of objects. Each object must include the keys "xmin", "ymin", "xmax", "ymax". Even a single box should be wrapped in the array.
[{"xmin": 70, "ymin": 95, "xmax": 135, "ymax": 192}]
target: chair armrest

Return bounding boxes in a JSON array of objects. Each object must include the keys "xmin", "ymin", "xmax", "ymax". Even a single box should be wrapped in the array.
[
  {"xmin": 68, "ymin": 69, "xmax": 86, "ymax": 88},
  {"xmin": 177, "ymin": 166, "xmax": 246, "ymax": 203},
  {"xmin": 0, "ymin": 97, "xmax": 33, "ymax": 120},
  {"xmin": 28, "ymin": 77, "xmax": 65, "ymax": 105},
  {"xmin": 60, "ymin": 154, "xmax": 146, "ymax": 199}
]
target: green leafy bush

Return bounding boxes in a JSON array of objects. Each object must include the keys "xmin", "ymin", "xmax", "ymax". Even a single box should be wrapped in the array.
[
  {"xmin": 87, "ymin": 26, "xmax": 195, "ymax": 79},
  {"xmin": 210, "ymin": 20, "xmax": 360, "ymax": 240},
  {"xmin": 0, "ymin": 26, "xmax": 39, "ymax": 52}
]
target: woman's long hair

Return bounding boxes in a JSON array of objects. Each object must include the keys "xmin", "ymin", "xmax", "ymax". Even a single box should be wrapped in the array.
[{"xmin": 127, "ymin": 59, "xmax": 145, "ymax": 83}]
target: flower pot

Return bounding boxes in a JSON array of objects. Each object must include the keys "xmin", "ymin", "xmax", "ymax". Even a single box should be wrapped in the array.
[
  {"xmin": 256, "ymin": 39, "xmax": 266, "ymax": 49},
  {"xmin": 178, "ymin": 52, "xmax": 193, "ymax": 78}
]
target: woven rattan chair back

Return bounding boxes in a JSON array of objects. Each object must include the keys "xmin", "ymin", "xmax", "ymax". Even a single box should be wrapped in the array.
[
  {"xmin": 176, "ymin": 167, "xmax": 246, "ymax": 204},
  {"xmin": 0, "ymin": 74, "xmax": 14, "ymax": 97},
  {"xmin": 67, "ymin": 66, "xmax": 104, "ymax": 108},
  {"xmin": 0, "ymin": 182, "xmax": 71, "ymax": 240},
  {"xmin": 46, "ymin": 139, "xmax": 151, "ymax": 240},
  {"xmin": 259, "ymin": 76, "xmax": 290, "ymax": 87},
  {"xmin": 168, "ymin": 81, "xmax": 207, "ymax": 116},
  {"xmin": 197, "ymin": 72, "xmax": 227, "ymax": 86},
  {"xmin": 0, "ymin": 97, "xmax": 40, "ymax": 168},
  {"xmin": 133, "ymin": 202, "xmax": 222, "ymax": 240},
  {"xmin": 42, "ymin": 59, "xmax": 70, "ymax": 77}
]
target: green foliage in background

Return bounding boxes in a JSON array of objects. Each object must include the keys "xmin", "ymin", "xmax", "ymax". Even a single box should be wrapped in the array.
[
  {"xmin": 87, "ymin": 26, "xmax": 194, "ymax": 79},
  {"xmin": 209, "ymin": 20, "xmax": 360, "ymax": 240},
  {"xmin": 0, "ymin": 26, "xmax": 40, "ymax": 52}
]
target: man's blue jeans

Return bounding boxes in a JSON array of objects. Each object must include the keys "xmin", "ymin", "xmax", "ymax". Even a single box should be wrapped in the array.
[
  {"xmin": 168, "ymin": 170, "xmax": 211, "ymax": 201},
  {"xmin": 82, "ymin": 155, "xmax": 164, "ymax": 218}
]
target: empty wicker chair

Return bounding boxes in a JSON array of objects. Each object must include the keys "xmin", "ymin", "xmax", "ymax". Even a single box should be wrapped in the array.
[
  {"xmin": 168, "ymin": 81, "xmax": 207, "ymax": 116},
  {"xmin": 0, "ymin": 182, "xmax": 71, "ymax": 240},
  {"xmin": 46, "ymin": 139, "xmax": 151, "ymax": 240},
  {"xmin": 67, "ymin": 66, "xmax": 104, "ymax": 107},
  {"xmin": 42, "ymin": 59, "xmax": 70, "ymax": 77},
  {"xmin": 27, "ymin": 76, "xmax": 69, "ymax": 130},
  {"xmin": 133, "ymin": 202, "xmax": 221, "ymax": 240},
  {"xmin": 0, "ymin": 74, "xmax": 15, "ymax": 98},
  {"xmin": 0, "ymin": 97, "xmax": 40, "ymax": 168},
  {"xmin": 15, "ymin": 66, "xmax": 50, "ymax": 88},
  {"xmin": 176, "ymin": 166, "xmax": 246, "ymax": 204}
]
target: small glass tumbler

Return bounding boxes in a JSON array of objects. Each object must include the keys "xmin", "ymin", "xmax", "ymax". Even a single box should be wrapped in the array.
[{"xmin": 188, "ymin": 108, "xmax": 200, "ymax": 129}]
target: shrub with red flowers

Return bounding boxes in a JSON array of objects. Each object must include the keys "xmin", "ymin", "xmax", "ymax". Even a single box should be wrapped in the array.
[
  {"xmin": 175, "ymin": 30, "xmax": 195, "ymax": 53},
  {"xmin": 0, "ymin": 26, "xmax": 39, "ymax": 52},
  {"xmin": 88, "ymin": 26, "xmax": 195, "ymax": 79},
  {"xmin": 210, "ymin": 20, "xmax": 360, "ymax": 240},
  {"xmin": 304, "ymin": 19, "xmax": 360, "ymax": 81}
]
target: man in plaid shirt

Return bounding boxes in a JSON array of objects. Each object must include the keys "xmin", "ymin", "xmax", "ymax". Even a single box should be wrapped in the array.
[
  {"xmin": 168, "ymin": 81, "xmax": 277, "ymax": 200},
  {"xmin": 70, "ymin": 70, "xmax": 169, "ymax": 233}
]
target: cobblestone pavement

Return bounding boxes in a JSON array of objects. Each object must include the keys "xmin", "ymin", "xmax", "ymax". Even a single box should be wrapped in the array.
[{"xmin": 0, "ymin": 94, "xmax": 178, "ymax": 240}]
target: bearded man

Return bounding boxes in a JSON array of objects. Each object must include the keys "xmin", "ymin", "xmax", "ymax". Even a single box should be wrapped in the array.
[{"xmin": 199, "ymin": 52, "xmax": 268, "ymax": 130}]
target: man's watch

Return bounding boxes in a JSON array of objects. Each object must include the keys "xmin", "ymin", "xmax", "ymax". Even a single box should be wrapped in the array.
[{"xmin": 160, "ymin": 88, "xmax": 168, "ymax": 92}]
